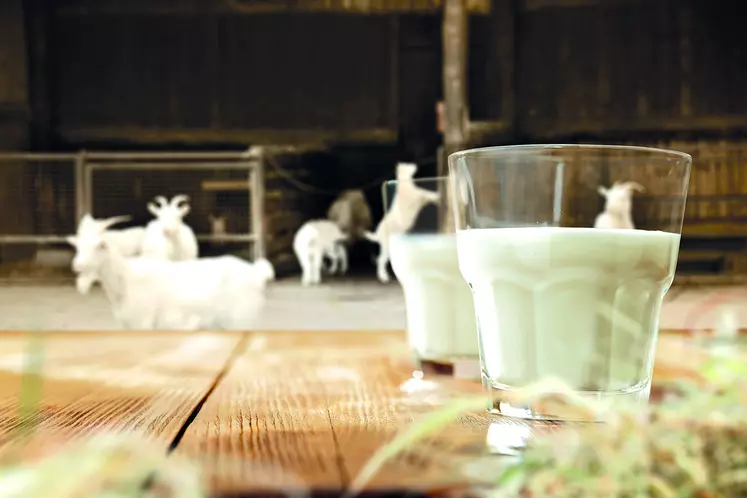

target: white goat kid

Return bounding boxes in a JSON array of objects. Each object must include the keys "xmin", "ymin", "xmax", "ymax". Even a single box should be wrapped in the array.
[
  {"xmin": 293, "ymin": 220, "xmax": 348, "ymax": 286},
  {"xmin": 594, "ymin": 181, "xmax": 645, "ymax": 230},
  {"xmin": 141, "ymin": 195, "xmax": 199, "ymax": 261},
  {"xmin": 67, "ymin": 214, "xmax": 272, "ymax": 331},
  {"xmin": 364, "ymin": 163, "xmax": 440, "ymax": 283}
]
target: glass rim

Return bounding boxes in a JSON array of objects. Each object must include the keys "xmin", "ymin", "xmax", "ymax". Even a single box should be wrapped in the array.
[{"xmin": 448, "ymin": 143, "xmax": 693, "ymax": 163}]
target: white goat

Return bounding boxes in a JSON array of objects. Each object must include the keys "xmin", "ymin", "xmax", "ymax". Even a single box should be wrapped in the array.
[
  {"xmin": 594, "ymin": 181, "xmax": 645, "ymax": 230},
  {"xmin": 74, "ymin": 222, "xmax": 146, "ymax": 294},
  {"xmin": 141, "ymin": 195, "xmax": 199, "ymax": 261},
  {"xmin": 293, "ymin": 220, "xmax": 348, "ymax": 286},
  {"xmin": 364, "ymin": 163, "xmax": 440, "ymax": 283},
  {"xmin": 67, "ymin": 214, "xmax": 273, "ymax": 330}
]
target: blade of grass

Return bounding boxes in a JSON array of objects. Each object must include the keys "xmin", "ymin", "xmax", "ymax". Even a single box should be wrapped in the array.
[
  {"xmin": 18, "ymin": 330, "xmax": 46, "ymax": 433},
  {"xmin": 345, "ymin": 396, "xmax": 487, "ymax": 497}
]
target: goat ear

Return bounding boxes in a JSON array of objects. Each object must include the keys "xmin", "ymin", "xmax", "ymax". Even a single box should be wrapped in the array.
[
  {"xmin": 79, "ymin": 213, "xmax": 95, "ymax": 230},
  {"xmin": 178, "ymin": 205, "xmax": 190, "ymax": 217},
  {"xmin": 147, "ymin": 203, "xmax": 160, "ymax": 216},
  {"xmin": 66, "ymin": 235, "xmax": 77, "ymax": 248},
  {"xmin": 597, "ymin": 186, "xmax": 609, "ymax": 197}
]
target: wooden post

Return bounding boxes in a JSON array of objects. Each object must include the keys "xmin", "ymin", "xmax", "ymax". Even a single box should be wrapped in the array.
[{"xmin": 441, "ymin": 0, "xmax": 469, "ymax": 232}]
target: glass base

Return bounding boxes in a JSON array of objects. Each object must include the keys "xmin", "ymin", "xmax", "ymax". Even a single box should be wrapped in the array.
[
  {"xmin": 486, "ymin": 377, "xmax": 651, "ymax": 422},
  {"xmin": 485, "ymin": 414, "xmax": 568, "ymax": 456}
]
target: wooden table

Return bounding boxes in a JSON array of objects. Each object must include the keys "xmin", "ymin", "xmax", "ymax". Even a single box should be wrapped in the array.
[{"xmin": 0, "ymin": 329, "xmax": 723, "ymax": 497}]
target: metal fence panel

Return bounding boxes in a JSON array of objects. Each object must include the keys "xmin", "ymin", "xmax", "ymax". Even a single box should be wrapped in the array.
[{"xmin": 0, "ymin": 150, "xmax": 266, "ymax": 282}]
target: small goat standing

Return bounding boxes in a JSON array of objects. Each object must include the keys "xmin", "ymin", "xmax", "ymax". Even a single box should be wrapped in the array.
[
  {"xmin": 364, "ymin": 163, "xmax": 440, "ymax": 283},
  {"xmin": 293, "ymin": 220, "xmax": 348, "ymax": 286},
  {"xmin": 141, "ymin": 195, "xmax": 199, "ymax": 261},
  {"xmin": 594, "ymin": 181, "xmax": 645, "ymax": 229}
]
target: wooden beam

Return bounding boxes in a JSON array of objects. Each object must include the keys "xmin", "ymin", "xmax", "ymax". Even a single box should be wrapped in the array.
[
  {"xmin": 520, "ymin": 116, "xmax": 747, "ymax": 140},
  {"xmin": 441, "ymin": 0, "xmax": 469, "ymax": 233},
  {"xmin": 56, "ymin": 126, "xmax": 397, "ymax": 147},
  {"xmin": 55, "ymin": 0, "xmax": 491, "ymax": 15},
  {"xmin": 523, "ymin": 0, "xmax": 632, "ymax": 10},
  {"xmin": 201, "ymin": 180, "xmax": 250, "ymax": 191},
  {"xmin": 442, "ymin": 0, "xmax": 469, "ymax": 155}
]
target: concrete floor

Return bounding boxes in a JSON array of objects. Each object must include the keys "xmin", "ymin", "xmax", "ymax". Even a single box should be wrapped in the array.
[
  {"xmin": 0, "ymin": 275, "xmax": 744, "ymax": 331},
  {"xmin": 0, "ymin": 276, "xmax": 406, "ymax": 331}
]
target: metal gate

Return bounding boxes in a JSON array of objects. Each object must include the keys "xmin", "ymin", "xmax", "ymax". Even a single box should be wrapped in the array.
[{"xmin": 0, "ymin": 150, "xmax": 266, "ymax": 281}]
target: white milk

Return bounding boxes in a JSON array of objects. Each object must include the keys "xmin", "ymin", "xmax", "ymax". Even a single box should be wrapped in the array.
[
  {"xmin": 457, "ymin": 227, "xmax": 680, "ymax": 398},
  {"xmin": 389, "ymin": 233, "xmax": 479, "ymax": 363}
]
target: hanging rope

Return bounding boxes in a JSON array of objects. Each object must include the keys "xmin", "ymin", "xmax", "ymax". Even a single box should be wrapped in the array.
[{"xmin": 262, "ymin": 150, "xmax": 437, "ymax": 197}]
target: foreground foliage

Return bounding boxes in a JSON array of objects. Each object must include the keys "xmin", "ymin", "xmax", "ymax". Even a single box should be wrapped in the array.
[{"xmin": 351, "ymin": 338, "xmax": 747, "ymax": 497}]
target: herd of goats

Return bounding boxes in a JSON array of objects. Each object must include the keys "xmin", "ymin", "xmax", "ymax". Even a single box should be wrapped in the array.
[{"xmin": 64, "ymin": 161, "xmax": 645, "ymax": 330}]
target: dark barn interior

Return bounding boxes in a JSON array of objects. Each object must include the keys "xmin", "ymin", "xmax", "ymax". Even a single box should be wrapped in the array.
[{"xmin": 1, "ymin": 0, "xmax": 747, "ymax": 278}]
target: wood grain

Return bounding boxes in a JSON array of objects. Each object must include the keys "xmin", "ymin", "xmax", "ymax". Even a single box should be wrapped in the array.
[
  {"xmin": 175, "ymin": 329, "xmax": 729, "ymax": 495},
  {"xmin": 0, "ymin": 328, "xmax": 729, "ymax": 496},
  {"xmin": 0, "ymin": 331, "xmax": 243, "ymax": 461},
  {"xmin": 175, "ymin": 330, "xmax": 490, "ymax": 494}
]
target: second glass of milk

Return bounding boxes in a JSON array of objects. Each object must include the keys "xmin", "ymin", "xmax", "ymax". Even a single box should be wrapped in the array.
[
  {"xmin": 448, "ymin": 144, "xmax": 692, "ymax": 424},
  {"xmin": 384, "ymin": 176, "xmax": 480, "ymax": 379}
]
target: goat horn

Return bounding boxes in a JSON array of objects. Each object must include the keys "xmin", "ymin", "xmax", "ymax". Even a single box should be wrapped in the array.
[
  {"xmin": 97, "ymin": 215, "xmax": 131, "ymax": 232},
  {"xmin": 170, "ymin": 194, "xmax": 190, "ymax": 207},
  {"xmin": 154, "ymin": 196, "xmax": 168, "ymax": 207}
]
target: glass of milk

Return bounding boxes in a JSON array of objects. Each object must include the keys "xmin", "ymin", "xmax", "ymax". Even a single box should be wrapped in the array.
[
  {"xmin": 384, "ymin": 176, "xmax": 480, "ymax": 381},
  {"xmin": 448, "ymin": 144, "xmax": 692, "ymax": 423}
]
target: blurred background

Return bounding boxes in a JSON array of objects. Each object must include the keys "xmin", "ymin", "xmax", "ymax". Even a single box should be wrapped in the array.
[{"xmin": 0, "ymin": 0, "xmax": 744, "ymax": 329}]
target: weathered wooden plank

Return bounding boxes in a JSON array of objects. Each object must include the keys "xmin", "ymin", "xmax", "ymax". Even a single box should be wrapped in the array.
[
  {"xmin": 177, "ymin": 330, "xmax": 704, "ymax": 494},
  {"xmin": 175, "ymin": 330, "xmax": 496, "ymax": 494},
  {"xmin": 0, "ymin": 329, "xmax": 725, "ymax": 495},
  {"xmin": 175, "ymin": 331, "xmax": 357, "ymax": 492},
  {"xmin": 0, "ymin": 331, "xmax": 243, "ymax": 459}
]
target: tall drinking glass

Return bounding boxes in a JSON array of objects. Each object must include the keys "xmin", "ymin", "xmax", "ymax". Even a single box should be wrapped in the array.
[
  {"xmin": 448, "ymin": 144, "xmax": 691, "ymax": 421},
  {"xmin": 384, "ymin": 176, "xmax": 480, "ymax": 380}
]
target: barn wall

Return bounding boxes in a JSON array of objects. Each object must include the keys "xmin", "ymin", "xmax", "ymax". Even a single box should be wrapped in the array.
[
  {"xmin": 514, "ymin": 0, "xmax": 747, "ymax": 141},
  {"xmin": 48, "ymin": 9, "xmax": 399, "ymax": 146},
  {"xmin": 0, "ymin": 0, "xmax": 35, "ymax": 264}
]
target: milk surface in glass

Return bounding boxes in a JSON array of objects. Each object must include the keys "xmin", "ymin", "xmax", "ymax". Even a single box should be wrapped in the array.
[
  {"xmin": 457, "ymin": 226, "xmax": 680, "ymax": 415},
  {"xmin": 389, "ymin": 233, "xmax": 479, "ymax": 365}
]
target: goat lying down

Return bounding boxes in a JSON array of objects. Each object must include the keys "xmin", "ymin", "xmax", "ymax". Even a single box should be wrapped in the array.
[
  {"xmin": 293, "ymin": 220, "xmax": 348, "ymax": 286},
  {"xmin": 594, "ymin": 181, "xmax": 645, "ymax": 230},
  {"xmin": 364, "ymin": 162, "xmax": 440, "ymax": 283},
  {"xmin": 67, "ymin": 214, "xmax": 274, "ymax": 331}
]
